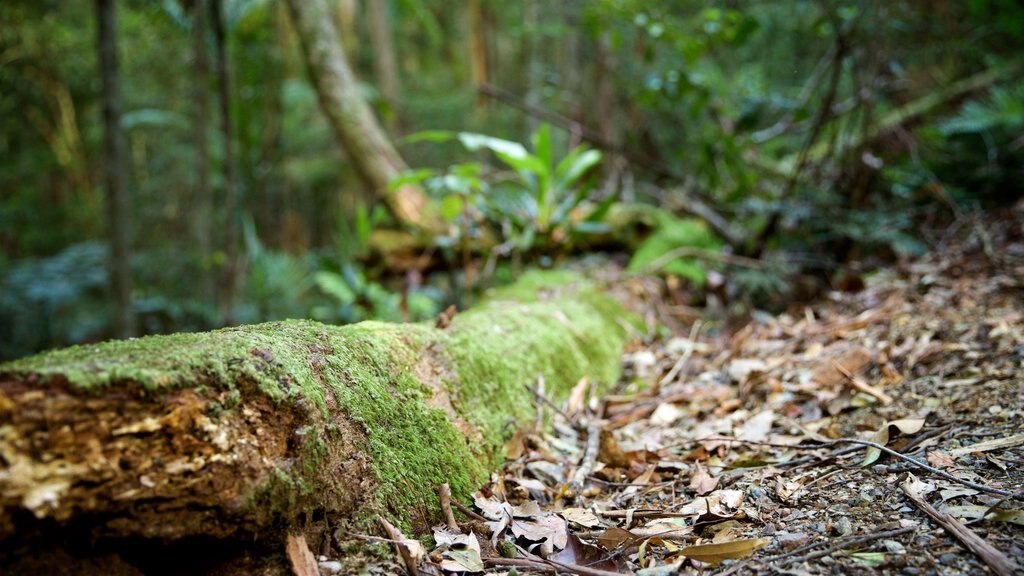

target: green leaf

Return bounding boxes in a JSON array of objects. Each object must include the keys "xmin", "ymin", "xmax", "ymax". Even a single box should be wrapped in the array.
[
  {"xmin": 315, "ymin": 271, "xmax": 355, "ymax": 306},
  {"xmin": 440, "ymin": 195, "xmax": 464, "ymax": 221},
  {"xmin": 554, "ymin": 147, "xmax": 602, "ymax": 191},
  {"xmin": 389, "ymin": 168, "xmax": 438, "ymax": 191},
  {"xmin": 401, "ymin": 130, "xmax": 458, "ymax": 144},
  {"xmin": 532, "ymin": 123, "xmax": 553, "ymax": 171}
]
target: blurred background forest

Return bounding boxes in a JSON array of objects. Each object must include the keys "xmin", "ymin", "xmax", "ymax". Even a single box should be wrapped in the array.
[{"xmin": 1, "ymin": 0, "xmax": 1022, "ymax": 361}]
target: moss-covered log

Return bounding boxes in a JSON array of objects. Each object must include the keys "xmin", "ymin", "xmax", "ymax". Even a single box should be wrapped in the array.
[{"xmin": 0, "ymin": 277, "xmax": 629, "ymax": 547}]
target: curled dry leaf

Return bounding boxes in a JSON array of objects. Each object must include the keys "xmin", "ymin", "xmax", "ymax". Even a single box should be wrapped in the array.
[
  {"xmin": 432, "ymin": 528, "xmax": 484, "ymax": 573},
  {"xmin": 862, "ymin": 418, "xmax": 926, "ymax": 466},
  {"xmin": 689, "ymin": 462, "xmax": 719, "ymax": 496}
]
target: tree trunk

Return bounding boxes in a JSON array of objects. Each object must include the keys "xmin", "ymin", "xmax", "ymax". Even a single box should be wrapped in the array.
[
  {"xmin": 367, "ymin": 0, "xmax": 400, "ymax": 133},
  {"xmin": 192, "ymin": 0, "xmax": 215, "ymax": 304},
  {"xmin": 284, "ymin": 0, "xmax": 444, "ymax": 234},
  {"xmin": 96, "ymin": 0, "xmax": 135, "ymax": 339},
  {"xmin": 467, "ymin": 0, "xmax": 489, "ymax": 112},
  {"xmin": 211, "ymin": 0, "xmax": 240, "ymax": 324},
  {"xmin": 0, "ymin": 275, "xmax": 631, "ymax": 571}
]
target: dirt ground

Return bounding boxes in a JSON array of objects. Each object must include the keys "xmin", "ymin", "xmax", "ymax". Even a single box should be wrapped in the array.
[{"xmin": 409, "ymin": 205, "xmax": 1024, "ymax": 576}]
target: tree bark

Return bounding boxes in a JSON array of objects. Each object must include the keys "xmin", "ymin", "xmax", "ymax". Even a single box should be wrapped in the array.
[
  {"xmin": 467, "ymin": 0, "xmax": 489, "ymax": 112},
  {"xmin": 192, "ymin": 0, "xmax": 215, "ymax": 304},
  {"xmin": 0, "ymin": 276, "xmax": 631, "ymax": 568},
  {"xmin": 96, "ymin": 0, "xmax": 135, "ymax": 339},
  {"xmin": 284, "ymin": 0, "xmax": 444, "ymax": 234},
  {"xmin": 211, "ymin": 0, "xmax": 240, "ymax": 324}
]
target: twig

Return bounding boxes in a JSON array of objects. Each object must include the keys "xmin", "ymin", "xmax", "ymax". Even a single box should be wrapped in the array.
[
  {"xmin": 378, "ymin": 515, "xmax": 420, "ymax": 576},
  {"xmin": 450, "ymin": 498, "xmax": 489, "ymax": 522},
  {"xmin": 832, "ymin": 359, "xmax": 893, "ymax": 405},
  {"xmin": 901, "ymin": 475, "xmax": 1020, "ymax": 576},
  {"xmin": 658, "ymin": 320, "xmax": 703, "ymax": 390},
  {"xmin": 569, "ymin": 421, "xmax": 602, "ymax": 495},
  {"xmin": 437, "ymin": 483, "xmax": 459, "ymax": 531}
]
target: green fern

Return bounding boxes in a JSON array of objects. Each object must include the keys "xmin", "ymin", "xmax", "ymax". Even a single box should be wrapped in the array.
[{"xmin": 939, "ymin": 82, "xmax": 1024, "ymax": 135}]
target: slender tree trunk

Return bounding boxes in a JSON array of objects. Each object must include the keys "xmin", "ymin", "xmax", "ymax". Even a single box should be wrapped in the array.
[
  {"xmin": 523, "ymin": 0, "xmax": 542, "ymax": 136},
  {"xmin": 284, "ymin": 0, "xmax": 443, "ymax": 233},
  {"xmin": 467, "ymin": 0, "xmax": 489, "ymax": 113},
  {"xmin": 192, "ymin": 0, "xmax": 215, "ymax": 304},
  {"xmin": 211, "ymin": 0, "xmax": 239, "ymax": 324},
  {"xmin": 96, "ymin": 0, "xmax": 135, "ymax": 339},
  {"xmin": 367, "ymin": 0, "xmax": 400, "ymax": 133}
]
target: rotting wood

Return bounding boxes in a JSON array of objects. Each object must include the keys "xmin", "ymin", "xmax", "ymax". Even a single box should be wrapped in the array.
[{"xmin": 0, "ymin": 274, "xmax": 633, "ymax": 557}]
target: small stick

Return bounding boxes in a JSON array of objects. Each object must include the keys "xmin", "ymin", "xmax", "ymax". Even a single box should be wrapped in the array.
[
  {"xmin": 832, "ymin": 360, "xmax": 893, "ymax": 405},
  {"xmin": 437, "ymin": 483, "xmax": 459, "ymax": 531},
  {"xmin": 658, "ymin": 320, "xmax": 703, "ymax": 390},
  {"xmin": 450, "ymin": 498, "xmax": 489, "ymax": 522},
  {"xmin": 378, "ymin": 515, "xmax": 420, "ymax": 576},
  {"xmin": 568, "ymin": 420, "xmax": 602, "ymax": 495},
  {"xmin": 901, "ymin": 475, "xmax": 1019, "ymax": 576}
]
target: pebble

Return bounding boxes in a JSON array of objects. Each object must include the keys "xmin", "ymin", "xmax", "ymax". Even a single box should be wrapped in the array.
[
  {"xmin": 883, "ymin": 540, "xmax": 906, "ymax": 555},
  {"xmin": 902, "ymin": 568, "xmax": 920, "ymax": 575},
  {"xmin": 319, "ymin": 561, "xmax": 343, "ymax": 574},
  {"xmin": 832, "ymin": 516, "xmax": 854, "ymax": 536},
  {"xmin": 939, "ymin": 553, "xmax": 958, "ymax": 564},
  {"xmin": 775, "ymin": 531, "xmax": 809, "ymax": 549}
]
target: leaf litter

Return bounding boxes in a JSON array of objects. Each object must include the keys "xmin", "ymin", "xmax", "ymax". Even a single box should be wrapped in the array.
[{"xmin": 386, "ymin": 207, "xmax": 1024, "ymax": 575}]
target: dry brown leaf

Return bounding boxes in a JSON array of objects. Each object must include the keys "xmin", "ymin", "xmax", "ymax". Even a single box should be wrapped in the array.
[
  {"xmin": 433, "ymin": 528, "xmax": 484, "ymax": 573},
  {"xmin": 558, "ymin": 507, "xmax": 604, "ymax": 528},
  {"xmin": 809, "ymin": 344, "xmax": 871, "ymax": 386},
  {"xmin": 285, "ymin": 534, "xmax": 319, "ymax": 576},
  {"xmin": 689, "ymin": 462, "xmax": 719, "ymax": 496},
  {"xmin": 927, "ymin": 450, "xmax": 957, "ymax": 469},
  {"xmin": 599, "ymin": 430, "xmax": 632, "ymax": 468},
  {"xmin": 596, "ymin": 526, "xmax": 640, "ymax": 552},
  {"xmin": 676, "ymin": 537, "xmax": 770, "ymax": 565},
  {"xmin": 862, "ymin": 418, "xmax": 926, "ymax": 466}
]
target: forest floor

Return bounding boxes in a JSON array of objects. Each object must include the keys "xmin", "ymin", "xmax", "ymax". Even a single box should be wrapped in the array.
[{"xmin": 380, "ymin": 204, "xmax": 1024, "ymax": 576}]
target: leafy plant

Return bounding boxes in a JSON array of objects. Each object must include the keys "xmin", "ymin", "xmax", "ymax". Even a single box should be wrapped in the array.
[{"xmin": 399, "ymin": 124, "xmax": 611, "ymax": 253}]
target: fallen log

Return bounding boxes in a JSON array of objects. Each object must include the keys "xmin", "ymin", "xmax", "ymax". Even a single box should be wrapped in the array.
[{"xmin": 0, "ymin": 274, "xmax": 631, "ymax": 567}]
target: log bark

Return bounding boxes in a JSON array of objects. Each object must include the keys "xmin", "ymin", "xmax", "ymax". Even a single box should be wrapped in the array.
[{"xmin": 0, "ymin": 275, "xmax": 630, "ymax": 557}]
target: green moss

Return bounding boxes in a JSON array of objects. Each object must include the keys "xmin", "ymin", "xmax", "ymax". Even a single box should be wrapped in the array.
[
  {"xmin": 483, "ymin": 268, "xmax": 587, "ymax": 301},
  {"xmin": 0, "ymin": 275, "xmax": 630, "ymax": 530}
]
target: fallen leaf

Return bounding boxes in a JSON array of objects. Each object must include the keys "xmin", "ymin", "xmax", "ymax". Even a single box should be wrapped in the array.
[
  {"xmin": 675, "ymin": 537, "xmax": 770, "ymax": 564},
  {"xmin": 862, "ymin": 418, "xmax": 926, "ymax": 466},
  {"xmin": 552, "ymin": 533, "xmax": 627, "ymax": 572},
  {"xmin": 596, "ymin": 527, "xmax": 640, "ymax": 552},
  {"xmin": 942, "ymin": 505, "xmax": 1024, "ymax": 526},
  {"xmin": 737, "ymin": 410, "xmax": 774, "ymax": 442},
  {"xmin": 927, "ymin": 450, "xmax": 957, "ymax": 469},
  {"xmin": 558, "ymin": 507, "xmax": 604, "ymax": 528},
  {"xmin": 689, "ymin": 462, "xmax": 719, "ymax": 495},
  {"xmin": 433, "ymin": 528, "xmax": 484, "ymax": 572}
]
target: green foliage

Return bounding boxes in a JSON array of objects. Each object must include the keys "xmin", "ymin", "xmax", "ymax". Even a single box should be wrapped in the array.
[
  {"xmin": 401, "ymin": 124, "xmax": 608, "ymax": 254},
  {"xmin": 627, "ymin": 212, "xmax": 723, "ymax": 286}
]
